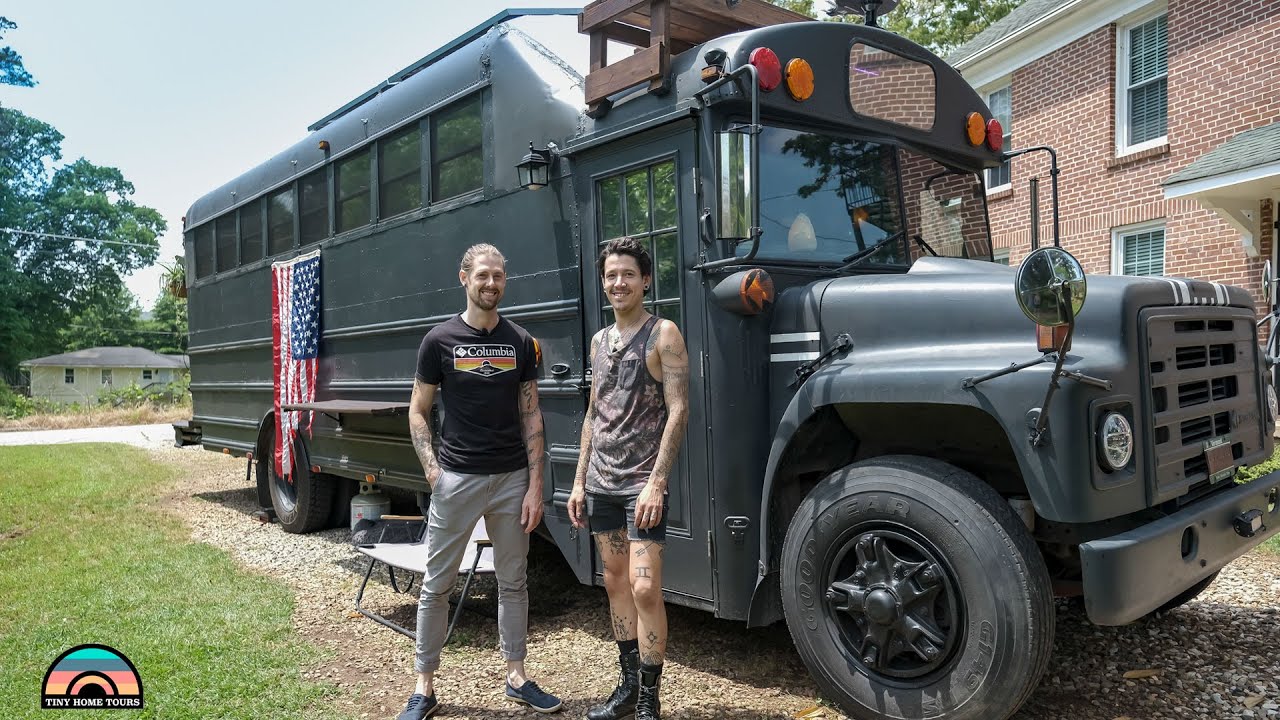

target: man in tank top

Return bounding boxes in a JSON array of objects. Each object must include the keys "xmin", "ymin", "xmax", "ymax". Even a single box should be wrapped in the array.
[
  {"xmin": 569, "ymin": 237, "xmax": 690, "ymax": 720},
  {"xmin": 397, "ymin": 244, "xmax": 562, "ymax": 719}
]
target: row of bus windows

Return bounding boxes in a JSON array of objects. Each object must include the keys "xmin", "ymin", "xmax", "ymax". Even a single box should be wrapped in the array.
[{"xmin": 190, "ymin": 94, "xmax": 483, "ymax": 280}]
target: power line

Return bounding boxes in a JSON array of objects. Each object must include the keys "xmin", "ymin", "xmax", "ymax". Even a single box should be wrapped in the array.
[
  {"xmin": 67, "ymin": 325, "xmax": 184, "ymax": 335},
  {"xmin": 0, "ymin": 227, "xmax": 161, "ymax": 251}
]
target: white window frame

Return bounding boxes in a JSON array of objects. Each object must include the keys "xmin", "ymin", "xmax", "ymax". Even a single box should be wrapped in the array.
[
  {"xmin": 1116, "ymin": 7, "xmax": 1169, "ymax": 156},
  {"xmin": 984, "ymin": 84, "xmax": 1013, "ymax": 192},
  {"xmin": 993, "ymin": 247, "xmax": 1011, "ymax": 265},
  {"xmin": 1111, "ymin": 220, "xmax": 1166, "ymax": 276},
  {"xmin": 64, "ymin": 368, "xmax": 75, "ymax": 384},
  {"xmin": 142, "ymin": 369, "xmax": 154, "ymax": 381},
  {"xmin": 101, "ymin": 369, "xmax": 112, "ymax": 386}
]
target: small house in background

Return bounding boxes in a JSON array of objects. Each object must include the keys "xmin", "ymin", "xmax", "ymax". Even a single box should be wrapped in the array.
[{"xmin": 19, "ymin": 347, "xmax": 189, "ymax": 405}]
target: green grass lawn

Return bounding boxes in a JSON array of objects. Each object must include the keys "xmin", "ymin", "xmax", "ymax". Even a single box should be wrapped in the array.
[{"xmin": 0, "ymin": 444, "xmax": 352, "ymax": 720}]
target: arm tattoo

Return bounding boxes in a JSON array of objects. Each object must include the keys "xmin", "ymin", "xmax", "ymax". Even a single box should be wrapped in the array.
[
  {"xmin": 572, "ymin": 330, "xmax": 604, "ymax": 489},
  {"xmin": 409, "ymin": 380, "xmax": 440, "ymax": 476},
  {"xmin": 519, "ymin": 380, "xmax": 545, "ymax": 482},
  {"xmin": 650, "ymin": 325, "xmax": 690, "ymax": 491}
]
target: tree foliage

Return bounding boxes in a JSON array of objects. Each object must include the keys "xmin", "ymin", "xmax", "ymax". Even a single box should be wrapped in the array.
[
  {"xmin": 0, "ymin": 28, "xmax": 170, "ymax": 381},
  {"xmin": 880, "ymin": 0, "xmax": 1025, "ymax": 56},
  {"xmin": 0, "ymin": 17, "xmax": 34, "ymax": 88},
  {"xmin": 769, "ymin": 0, "xmax": 1025, "ymax": 56}
]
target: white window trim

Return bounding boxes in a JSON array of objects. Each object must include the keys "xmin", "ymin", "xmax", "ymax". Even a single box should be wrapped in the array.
[
  {"xmin": 1115, "ymin": 7, "xmax": 1169, "ymax": 157},
  {"xmin": 64, "ymin": 368, "xmax": 75, "ymax": 384},
  {"xmin": 1111, "ymin": 219, "xmax": 1166, "ymax": 275},
  {"xmin": 984, "ymin": 83, "xmax": 1013, "ymax": 193},
  {"xmin": 993, "ymin": 247, "xmax": 1011, "ymax": 265}
]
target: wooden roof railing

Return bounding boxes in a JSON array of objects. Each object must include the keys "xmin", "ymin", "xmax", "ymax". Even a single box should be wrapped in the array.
[{"xmin": 579, "ymin": 0, "xmax": 810, "ymax": 117}]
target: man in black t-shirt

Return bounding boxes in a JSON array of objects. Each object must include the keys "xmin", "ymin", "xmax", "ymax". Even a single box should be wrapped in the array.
[{"xmin": 396, "ymin": 244, "xmax": 562, "ymax": 719}]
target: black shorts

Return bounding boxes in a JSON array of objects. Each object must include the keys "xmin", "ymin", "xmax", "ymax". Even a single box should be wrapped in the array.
[{"xmin": 586, "ymin": 492, "xmax": 668, "ymax": 543}]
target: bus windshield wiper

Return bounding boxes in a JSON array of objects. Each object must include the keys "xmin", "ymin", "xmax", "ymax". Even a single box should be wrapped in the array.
[
  {"xmin": 837, "ymin": 231, "xmax": 902, "ymax": 272},
  {"xmin": 914, "ymin": 234, "xmax": 939, "ymax": 257}
]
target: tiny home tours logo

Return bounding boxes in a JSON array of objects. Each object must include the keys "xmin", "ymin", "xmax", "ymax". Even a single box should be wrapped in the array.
[{"xmin": 41, "ymin": 644, "xmax": 144, "ymax": 710}]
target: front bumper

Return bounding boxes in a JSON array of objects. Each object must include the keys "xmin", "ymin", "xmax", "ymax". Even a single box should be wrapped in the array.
[{"xmin": 1080, "ymin": 472, "xmax": 1280, "ymax": 625}]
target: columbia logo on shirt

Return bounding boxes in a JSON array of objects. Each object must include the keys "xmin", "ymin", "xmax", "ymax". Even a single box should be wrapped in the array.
[{"xmin": 453, "ymin": 344, "xmax": 517, "ymax": 377}]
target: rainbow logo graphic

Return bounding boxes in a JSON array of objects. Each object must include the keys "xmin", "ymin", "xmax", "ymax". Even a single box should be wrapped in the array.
[{"xmin": 41, "ymin": 644, "xmax": 144, "ymax": 710}]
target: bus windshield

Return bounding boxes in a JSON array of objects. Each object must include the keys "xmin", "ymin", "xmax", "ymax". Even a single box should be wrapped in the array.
[{"xmin": 746, "ymin": 125, "xmax": 994, "ymax": 268}]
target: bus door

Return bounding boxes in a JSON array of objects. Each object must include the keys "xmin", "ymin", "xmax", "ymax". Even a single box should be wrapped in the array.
[{"xmin": 572, "ymin": 125, "xmax": 714, "ymax": 605}]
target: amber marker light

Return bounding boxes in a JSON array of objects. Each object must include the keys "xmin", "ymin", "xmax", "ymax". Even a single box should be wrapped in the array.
[
  {"xmin": 986, "ymin": 118, "xmax": 1004, "ymax": 152},
  {"xmin": 785, "ymin": 58, "xmax": 814, "ymax": 101},
  {"xmin": 1037, "ymin": 324, "xmax": 1071, "ymax": 353},
  {"xmin": 364, "ymin": 473, "xmax": 376, "ymax": 483},
  {"xmin": 749, "ymin": 47, "xmax": 782, "ymax": 92},
  {"xmin": 740, "ymin": 268, "xmax": 776, "ymax": 314},
  {"xmin": 965, "ymin": 112, "xmax": 985, "ymax": 146}
]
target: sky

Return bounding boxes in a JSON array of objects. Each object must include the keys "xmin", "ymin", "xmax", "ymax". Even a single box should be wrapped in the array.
[{"xmin": 0, "ymin": 1, "xmax": 594, "ymax": 310}]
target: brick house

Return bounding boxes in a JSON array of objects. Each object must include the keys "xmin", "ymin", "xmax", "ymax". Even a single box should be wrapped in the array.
[{"xmin": 948, "ymin": 0, "xmax": 1279, "ymax": 313}]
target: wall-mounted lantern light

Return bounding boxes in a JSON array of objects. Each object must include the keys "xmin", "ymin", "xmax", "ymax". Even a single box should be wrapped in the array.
[{"xmin": 517, "ymin": 142, "xmax": 557, "ymax": 190}]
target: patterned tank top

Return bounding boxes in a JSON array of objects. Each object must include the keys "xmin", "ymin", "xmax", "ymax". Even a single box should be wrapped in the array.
[{"xmin": 585, "ymin": 315, "xmax": 668, "ymax": 496}]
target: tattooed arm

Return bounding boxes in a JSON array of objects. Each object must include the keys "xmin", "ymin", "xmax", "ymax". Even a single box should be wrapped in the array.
[
  {"xmin": 568, "ymin": 330, "xmax": 603, "ymax": 528},
  {"xmin": 408, "ymin": 379, "xmax": 442, "ymax": 488},
  {"xmin": 636, "ymin": 320, "xmax": 689, "ymax": 529},
  {"xmin": 519, "ymin": 378, "xmax": 546, "ymax": 533}
]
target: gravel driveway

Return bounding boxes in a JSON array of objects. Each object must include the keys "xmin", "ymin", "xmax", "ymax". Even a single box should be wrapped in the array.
[{"xmin": 157, "ymin": 447, "xmax": 1279, "ymax": 720}]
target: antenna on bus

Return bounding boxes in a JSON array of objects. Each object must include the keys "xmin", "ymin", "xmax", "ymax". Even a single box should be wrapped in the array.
[{"xmin": 827, "ymin": 0, "xmax": 900, "ymax": 28}]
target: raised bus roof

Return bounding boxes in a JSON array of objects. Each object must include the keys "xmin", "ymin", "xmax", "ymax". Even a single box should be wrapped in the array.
[{"xmin": 307, "ymin": 7, "xmax": 582, "ymax": 132}]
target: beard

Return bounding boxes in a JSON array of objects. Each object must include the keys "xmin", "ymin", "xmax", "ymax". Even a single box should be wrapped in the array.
[{"xmin": 469, "ymin": 286, "xmax": 502, "ymax": 310}]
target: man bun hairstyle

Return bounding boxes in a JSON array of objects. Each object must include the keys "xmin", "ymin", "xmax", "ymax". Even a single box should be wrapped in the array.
[
  {"xmin": 460, "ymin": 243, "xmax": 505, "ymax": 275},
  {"xmin": 597, "ymin": 237, "xmax": 652, "ymax": 283}
]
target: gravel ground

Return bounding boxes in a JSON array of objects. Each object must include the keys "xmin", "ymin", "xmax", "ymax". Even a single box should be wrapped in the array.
[{"xmin": 155, "ymin": 447, "xmax": 1280, "ymax": 720}]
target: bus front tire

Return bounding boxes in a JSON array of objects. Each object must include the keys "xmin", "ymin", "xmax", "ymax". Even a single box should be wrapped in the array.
[{"xmin": 780, "ymin": 455, "xmax": 1054, "ymax": 720}]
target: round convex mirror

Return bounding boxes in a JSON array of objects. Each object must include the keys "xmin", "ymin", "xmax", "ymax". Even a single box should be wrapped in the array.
[
  {"xmin": 1263, "ymin": 260, "xmax": 1273, "ymax": 304},
  {"xmin": 1015, "ymin": 247, "xmax": 1087, "ymax": 327}
]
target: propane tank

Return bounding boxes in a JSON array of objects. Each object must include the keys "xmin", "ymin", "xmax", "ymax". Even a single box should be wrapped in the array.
[{"xmin": 350, "ymin": 482, "xmax": 391, "ymax": 530}]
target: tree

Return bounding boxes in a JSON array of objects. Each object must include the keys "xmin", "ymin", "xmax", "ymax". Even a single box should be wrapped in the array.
[
  {"xmin": 881, "ymin": 0, "xmax": 1025, "ymax": 56},
  {"xmin": 0, "ymin": 16, "xmax": 34, "ymax": 88},
  {"xmin": 1, "ymin": 112, "xmax": 165, "ymax": 376},
  {"xmin": 147, "ymin": 289, "xmax": 189, "ymax": 355}
]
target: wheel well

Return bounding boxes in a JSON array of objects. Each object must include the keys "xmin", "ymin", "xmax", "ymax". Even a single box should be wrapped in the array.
[
  {"xmin": 767, "ymin": 403, "xmax": 1024, "ymax": 569},
  {"xmin": 253, "ymin": 413, "xmax": 275, "ymax": 507}
]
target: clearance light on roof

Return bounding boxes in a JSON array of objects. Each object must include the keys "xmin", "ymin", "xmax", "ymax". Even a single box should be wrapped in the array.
[
  {"xmin": 785, "ymin": 58, "xmax": 814, "ymax": 101},
  {"xmin": 965, "ymin": 112, "xmax": 985, "ymax": 146},
  {"xmin": 986, "ymin": 118, "xmax": 1004, "ymax": 152},
  {"xmin": 749, "ymin": 47, "xmax": 782, "ymax": 92}
]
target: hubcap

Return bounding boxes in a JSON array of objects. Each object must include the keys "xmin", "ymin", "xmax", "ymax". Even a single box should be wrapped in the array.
[{"xmin": 825, "ymin": 531, "xmax": 959, "ymax": 679}]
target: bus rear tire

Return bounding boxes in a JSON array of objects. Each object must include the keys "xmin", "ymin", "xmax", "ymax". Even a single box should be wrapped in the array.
[
  {"xmin": 267, "ymin": 432, "xmax": 334, "ymax": 534},
  {"xmin": 780, "ymin": 455, "xmax": 1054, "ymax": 720}
]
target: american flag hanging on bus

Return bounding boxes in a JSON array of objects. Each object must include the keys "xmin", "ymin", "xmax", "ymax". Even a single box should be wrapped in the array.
[{"xmin": 271, "ymin": 249, "xmax": 321, "ymax": 479}]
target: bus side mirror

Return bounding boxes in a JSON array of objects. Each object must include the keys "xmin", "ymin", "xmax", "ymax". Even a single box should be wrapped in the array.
[{"xmin": 716, "ymin": 130, "xmax": 752, "ymax": 242}]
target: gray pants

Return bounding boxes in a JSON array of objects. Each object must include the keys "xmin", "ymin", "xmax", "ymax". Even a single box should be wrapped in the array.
[{"xmin": 415, "ymin": 467, "xmax": 530, "ymax": 673}]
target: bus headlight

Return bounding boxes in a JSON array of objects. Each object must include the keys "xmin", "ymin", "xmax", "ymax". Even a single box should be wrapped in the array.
[{"xmin": 1098, "ymin": 412, "xmax": 1134, "ymax": 470}]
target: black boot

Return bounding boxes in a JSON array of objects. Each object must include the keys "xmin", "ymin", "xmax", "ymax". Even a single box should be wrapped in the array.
[
  {"xmin": 635, "ymin": 664, "xmax": 661, "ymax": 720},
  {"xmin": 586, "ymin": 652, "xmax": 639, "ymax": 720}
]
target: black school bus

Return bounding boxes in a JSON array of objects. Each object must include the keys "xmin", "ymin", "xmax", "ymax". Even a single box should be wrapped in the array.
[{"xmin": 179, "ymin": 3, "xmax": 1280, "ymax": 718}]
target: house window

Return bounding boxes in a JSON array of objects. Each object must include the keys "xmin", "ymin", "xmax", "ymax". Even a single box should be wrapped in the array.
[
  {"xmin": 64, "ymin": 368, "xmax": 75, "ymax": 384},
  {"xmin": 1119, "ymin": 13, "xmax": 1168, "ymax": 152},
  {"xmin": 101, "ymin": 369, "xmax": 112, "ymax": 386},
  {"xmin": 1113, "ymin": 222, "xmax": 1165, "ymax": 276},
  {"xmin": 142, "ymin": 369, "xmax": 154, "ymax": 381},
  {"xmin": 986, "ymin": 86, "xmax": 1012, "ymax": 189},
  {"xmin": 993, "ymin": 247, "xmax": 1010, "ymax": 266},
  {"xmin": 431, "ymin": 95, "xmax": 483, "ymax": 202}
]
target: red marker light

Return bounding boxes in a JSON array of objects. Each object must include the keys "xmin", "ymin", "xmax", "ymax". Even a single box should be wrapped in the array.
[
  {"xmin": 986, "ymin": 118, "xmax": 1004, "ymax": 152},
  {"xmin": 749, "ymin": 47, "xmax": 782, "ymax": 92}
]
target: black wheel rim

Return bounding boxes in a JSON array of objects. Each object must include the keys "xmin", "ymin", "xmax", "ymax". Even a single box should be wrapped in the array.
[{"xmin": 824, "ymin": 527, "xmax": 963, "ymax": 681}]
